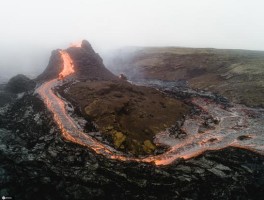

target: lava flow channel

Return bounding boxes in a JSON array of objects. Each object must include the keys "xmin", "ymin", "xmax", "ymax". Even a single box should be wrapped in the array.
[
  {"xmin": 36, "ymin": 50, "xmax": 264, "ymax": 166},
  {"xmin": 58, "ymin": 51, "xmax": 75, "ymax": 79}
]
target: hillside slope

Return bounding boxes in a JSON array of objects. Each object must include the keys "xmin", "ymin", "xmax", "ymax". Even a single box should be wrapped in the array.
[{"xmin": 106, "ymin": 47, "xmax": 264, "ymax": 107}]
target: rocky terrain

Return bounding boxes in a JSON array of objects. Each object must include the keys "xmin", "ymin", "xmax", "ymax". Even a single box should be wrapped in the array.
[
  {"xmin": 0, "ymin": 90, "xmax": 263, "ymax": 199},
  {"xmin": 0, "ymin": 41, "xmax": 263, "ymax": 199},
  {"xmin": 0, "ymin": 74, "xmax": 35, "ymax": 107},
  {"xmin": 106, "ymin": 47, "xmax": 264, "ymax": 107}
]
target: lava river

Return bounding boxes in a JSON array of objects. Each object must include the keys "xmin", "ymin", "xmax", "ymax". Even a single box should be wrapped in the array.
[{"xmin": 36, "ymin": 50, "xmax": 264, "ymax": 166}]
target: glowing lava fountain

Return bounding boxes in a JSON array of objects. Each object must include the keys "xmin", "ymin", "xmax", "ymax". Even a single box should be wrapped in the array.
[{"xmin": 36, "ymin": 50, "xmax": 264, "ymax": 166}]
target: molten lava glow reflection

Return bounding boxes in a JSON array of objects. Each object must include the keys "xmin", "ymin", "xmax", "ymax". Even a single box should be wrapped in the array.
[
  {"xmin": 59, "ymin": 51, "xmax": 75, "ymax": 79},
  {"xmin": 37, "ymin": 50, "xmax": 264, "ymax": 166}
]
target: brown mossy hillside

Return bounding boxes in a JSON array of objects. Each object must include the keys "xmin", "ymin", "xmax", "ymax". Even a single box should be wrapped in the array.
[
  {"xmin": 107, "ymin": 47, "xmax": 264, "ymax": 107},
  {"xmin": 67, "ymin": 80, "xmax": 189, "ymax": 155}
]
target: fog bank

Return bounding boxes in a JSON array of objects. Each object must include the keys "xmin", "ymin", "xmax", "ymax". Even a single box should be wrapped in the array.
[{"xmin": 1, "ymin": 0, "xmax": 264, "ymax": 79}]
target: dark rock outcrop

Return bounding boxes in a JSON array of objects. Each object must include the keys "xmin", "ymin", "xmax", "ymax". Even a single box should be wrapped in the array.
[
  {"xmin": 0, "ymin": 74, "xmax": 35, "ymax": 107},
  {"xmin": 67, "ymin": 40, "xmax": 117, "ymax": 81},
  {"xmin": 0, "ymin": 92, "xmax": 15, "ymax": 107},
  {"xmin": 36, "ymin": 50, "xmax": 63, "ymax": 82},
  {"xmin": 5, "ymin": 74, "xmax": 35, "ymax": 94},
  {"xmin": 36, "ymin": 40, "xmax": 117, "ymax": 82}
]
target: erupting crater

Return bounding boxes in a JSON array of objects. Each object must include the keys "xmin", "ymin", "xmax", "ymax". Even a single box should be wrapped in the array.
[{"xmin": 36, "ymin": 40, "xmax": 264, "ymax": 166}]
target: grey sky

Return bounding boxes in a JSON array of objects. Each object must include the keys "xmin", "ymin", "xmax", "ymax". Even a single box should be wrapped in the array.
[{"xmin": 0, "ymin": 0, "xmax": 264, "ymax": 77}]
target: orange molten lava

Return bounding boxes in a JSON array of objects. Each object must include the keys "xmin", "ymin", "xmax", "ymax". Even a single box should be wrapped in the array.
[
  {"xmin": 36, "ymin": 47, "xmax": 264, "ymax": 166},
  {"xmin": 59, "ymin": 51, "xmax": 75, "ymax": 79}
]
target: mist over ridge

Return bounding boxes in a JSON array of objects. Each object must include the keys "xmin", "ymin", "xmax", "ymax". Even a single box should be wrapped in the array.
[{"xmin": 1, "ymin": 0, "xmax": 264, "ymax": 80}]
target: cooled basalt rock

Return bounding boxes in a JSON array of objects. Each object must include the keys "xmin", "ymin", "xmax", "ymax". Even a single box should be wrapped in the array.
[
  {"xmin": 67, "ymin": 40, "xmax": 117, "ymax": 80},
  {"xmin": 36, "ymin": 50, "xmax": 63, "ymax": 82},
  {"xmin": 5, "ymin": 74, "xmax": 36, "ymax": 94},
  {"xmin": 0, "ymin": 92, "xmax": 15, "ymax": 107}
]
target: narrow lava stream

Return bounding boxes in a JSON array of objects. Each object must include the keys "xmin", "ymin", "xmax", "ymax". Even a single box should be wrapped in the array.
[{"xmin": 36, "ymin": 50, "xmax": 264, "ymax": 166}]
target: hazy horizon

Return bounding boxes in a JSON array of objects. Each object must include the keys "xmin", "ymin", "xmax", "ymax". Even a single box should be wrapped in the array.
[{"xmin": 1, "ymin": 0, "xmax": 264, "ymax": 79}]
